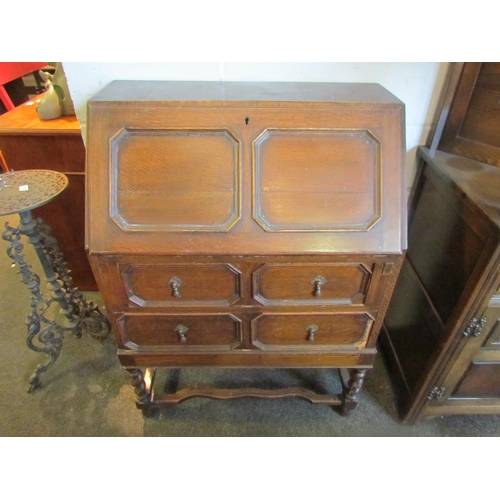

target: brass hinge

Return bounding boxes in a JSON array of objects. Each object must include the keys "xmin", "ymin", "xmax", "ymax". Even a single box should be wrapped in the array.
[
  {"xmin": 427, "ymin": 386, "xmax": 446, "ymax": 400},
  {"xmin": 463, "ymin": 317, "xmax": 487, "ymax": 337}
]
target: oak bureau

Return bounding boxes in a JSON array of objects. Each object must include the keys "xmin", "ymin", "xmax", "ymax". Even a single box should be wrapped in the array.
[{"xmin": 85, "ymin": 81, "xmax": 406, "ymax": 415}]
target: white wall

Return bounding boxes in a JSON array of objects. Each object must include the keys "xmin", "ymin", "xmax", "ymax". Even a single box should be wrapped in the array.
[{"xmin": 62, "ymin": 62, "xmax": 450, "ymax": 187}]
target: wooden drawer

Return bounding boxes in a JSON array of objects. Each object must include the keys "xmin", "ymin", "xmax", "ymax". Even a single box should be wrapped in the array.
[
  {"xmin": 252, "ymin": 263, "xmax": 373, "ymax": 305},
  {"xmin": 117, "ymin": 313, "xmax": 243, "ymax": 351},
  {"xmin": 251, "ymin": 313, "xmax": 374, "ymax": 351},
  {"xmin": 121, "ymin": 263, "xmax": 241, "ymax": 307}
]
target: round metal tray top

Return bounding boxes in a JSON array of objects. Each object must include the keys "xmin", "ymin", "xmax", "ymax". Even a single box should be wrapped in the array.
[{"xmin": 0, "ymin": 170, "xmax": 68, "ymax": 216}]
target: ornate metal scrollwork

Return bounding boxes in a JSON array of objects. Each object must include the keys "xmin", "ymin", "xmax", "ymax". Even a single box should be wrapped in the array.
[
  {"xmin": 2, "ymin": 213, "xmax": 111, "ymax": 392},
  {"xmin": 2, "ymin": 221, "xmax": 64, "ymax": 391},
  {"xmin": 36, "ymin": 218, "xmax": 110, "ymax": 340}
]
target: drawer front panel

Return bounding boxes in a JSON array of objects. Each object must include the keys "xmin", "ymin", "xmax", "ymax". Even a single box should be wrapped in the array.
[
  {"xmin": 117, "ymin": 314, "xmax": 243, "ymax": 351},
  {"xmin": 122, "ymin": 264, "xmax": 241, "ymax": 307},
  {"xmin": 251, "ymin": 313, "xmax": 373, "ymax": 350},
  {"xmin": 252, "ymin": 263, "xmax": 373, "ymax": 305}
]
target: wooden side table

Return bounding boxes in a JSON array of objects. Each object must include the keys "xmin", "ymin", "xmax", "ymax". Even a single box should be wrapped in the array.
[
  {"xmin": 0, "ymin": 169, "xmax": 110, "ymax": 392},
  {"xmin": 0, "ymin": 97, "xmax": 97, "ymax": 290}
]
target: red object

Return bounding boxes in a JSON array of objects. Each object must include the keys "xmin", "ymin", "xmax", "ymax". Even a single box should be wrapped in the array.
[{"xmin": 0, "ymin": 62, "xmax": 46, "ymax": 111}]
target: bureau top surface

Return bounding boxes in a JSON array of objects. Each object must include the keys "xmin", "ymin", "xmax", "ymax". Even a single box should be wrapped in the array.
[{"xmin": 88, "ymin": 81, "xmax": 403, "ymax": 107}]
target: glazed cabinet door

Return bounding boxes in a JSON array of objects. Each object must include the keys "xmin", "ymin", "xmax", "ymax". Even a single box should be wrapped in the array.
[{"xmin": 427, "ymin": 293, "xmax": 500, "ymax": 415}]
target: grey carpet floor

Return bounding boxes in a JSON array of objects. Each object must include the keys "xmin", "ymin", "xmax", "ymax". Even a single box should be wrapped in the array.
[{"xmin": 1, "ymin": 214, "xmax": 500, "ymax": 437}]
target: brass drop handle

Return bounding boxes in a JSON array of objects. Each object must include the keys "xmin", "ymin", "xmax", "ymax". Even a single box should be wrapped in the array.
[
  {"xmin": 306, "ymin": 324, "xmax": 318, "ymax": 341},
  {"xmin": 311, "ymin": 276, "xmax": 327, "ymax": 297},
  {"xmin": 175, "ymin": 324, "xmax": 189, "ymax": 343},
  {"xmin": 169, "ymin": 277, "xmax": 182, "ymax": 298}
]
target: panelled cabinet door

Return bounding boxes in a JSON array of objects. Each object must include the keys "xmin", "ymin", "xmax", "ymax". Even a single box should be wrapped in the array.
[{"xmin": 428, "ymin": 296, "xmax": 500, "ymax": 409}]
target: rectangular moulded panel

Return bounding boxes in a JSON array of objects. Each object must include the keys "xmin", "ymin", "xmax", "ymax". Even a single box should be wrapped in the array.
[
  {"xmin": 481, "ymin": 297, "xmax": 500, "ymax": 349},
  {"xmin": 252, "ymin": 263, "xmax": 373, "ymax": 306},
  {"xmin": 451, "ymin": 362, "xmax": 500, "ymax": 398},
  {"xmin": 110, "ymin": 128, "xmax": 240, "ymax": 232},
  {"xmin": 122, "ymin": 263, "xmax": 241, "ymax": 307},
  {"xmin": 251, "ymin": 312, "xmax": 374, "ymax": 351},
  {"xmin": 117, "ymin": 313, "xmax": 243, "ymax": 351},
  {"xmin": 253, "ymin": 129, "xmax": 381, "ymax": 232}
]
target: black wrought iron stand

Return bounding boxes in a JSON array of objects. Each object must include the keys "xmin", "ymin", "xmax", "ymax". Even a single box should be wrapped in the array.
[{"xmin": 0, "ymin": 169, "xmax": 110, "ymax": 392}]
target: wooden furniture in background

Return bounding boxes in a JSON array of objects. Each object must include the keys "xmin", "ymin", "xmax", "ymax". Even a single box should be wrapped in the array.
[
  {"xmin": 0, "ymin": 97, "xmax": 97, "ymax": 290},
  {"xmin": 432, "ymin": 62, "xmax": 500, "ymax": 167},
  {"xmin": 86, "ymin": 81, "xmax": 406, "ymax": 415},
  {"xmin": 381, "ymin": 62, "xmax": 500, "ymax": 423}
]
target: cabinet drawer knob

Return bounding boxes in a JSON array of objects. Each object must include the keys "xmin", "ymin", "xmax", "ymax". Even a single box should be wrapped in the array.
[
  {"xmin": 169, "ymin": 277, "xmax": 183, "ymax": 298},
  {"xmin": 175, "ymin": 324, "xmax": 189, "ymax": 342},
  {"xmin": 306, "ymin": 324, "xmax": 318, "ymax": 341},
  {"xmin": 311, "ymin": 276, "xmax": 327, "ymax": 297}
]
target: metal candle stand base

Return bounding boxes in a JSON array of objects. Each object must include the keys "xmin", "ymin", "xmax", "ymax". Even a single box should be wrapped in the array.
[
  {"xmin": 0, "ymin": 169, "xmax": 110, "ymax": 392},
  {"xmin": 2, "ymin": 211, "xmax": 110, "ymax": 391}
]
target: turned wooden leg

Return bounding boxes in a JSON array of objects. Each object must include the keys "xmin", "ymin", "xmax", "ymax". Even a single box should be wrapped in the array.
[
  {"xmin": 127, "ymin": 368, "xmax": 155, "ymax": 416},
  {"xmin": 340, "ymin": 368, "xmax": 367, "ymax": 416}
]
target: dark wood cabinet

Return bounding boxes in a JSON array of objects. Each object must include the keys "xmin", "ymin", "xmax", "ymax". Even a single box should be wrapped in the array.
[
  {"xmin": 435, "ymin": 63, "xmax": 500, "ymax": 167},
  {"xmin": 381, "ymin": 62, "xmax": 500, "ymax": 423},
  {"xmin": 381, "ymin": 146, "xmax": 500, "ymax": 422},
  {"xmin": 85, "ymin": 81, "xmax": 406, "ymax": 414},
  {"xmin": 0, "ymin": 99, "xmax": 97, "ymax": 290}
]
